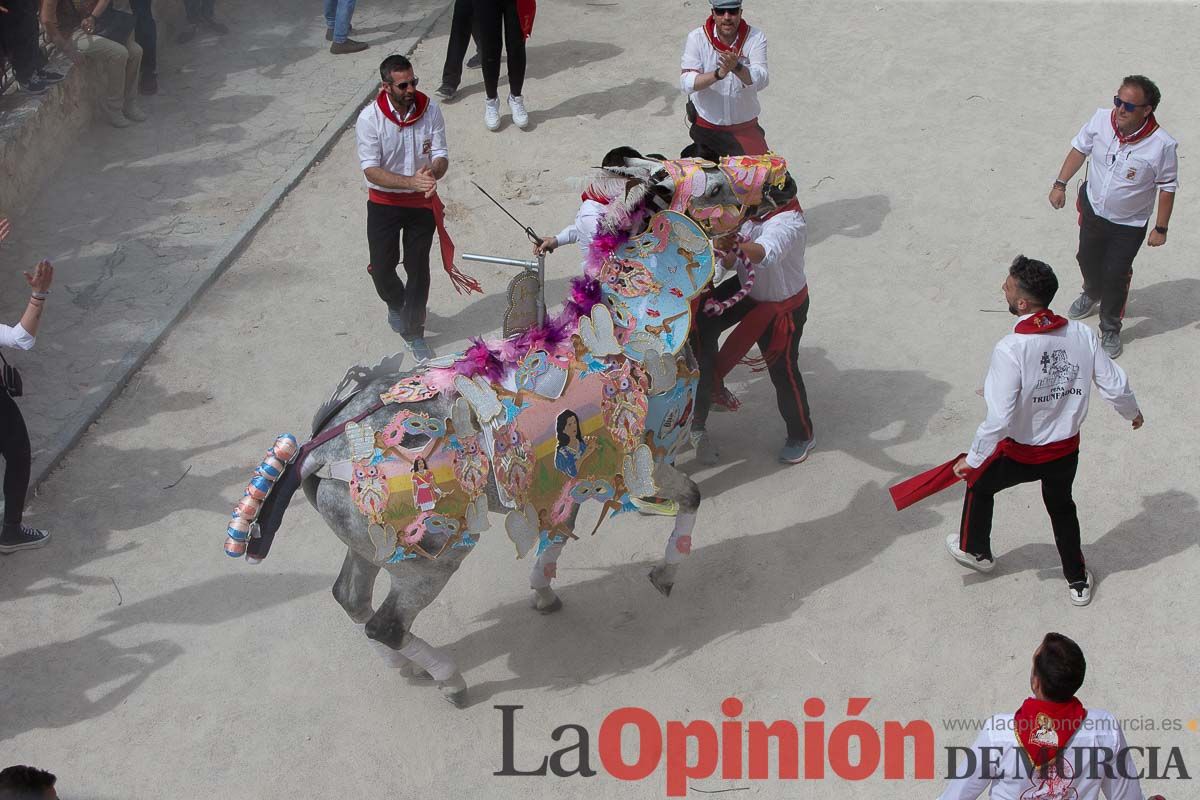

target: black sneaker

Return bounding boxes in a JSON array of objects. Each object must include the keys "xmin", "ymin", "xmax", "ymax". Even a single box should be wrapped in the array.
[
  {"xmin": 0, "ymin": 524, "xmax": 51, "ymax": 554},
  {"xmin": 435, "ymin": 83, "xmax": 456, "ymax": 101},
  {"xmin": 36, "ymin": 68, "xmax": 66, "ymax": 83},
  {"xmin": 466, "ymin": 51, "xmax": 481, "ymax": 68},
  {"xmin": 17, "ymin": 78, "xmax": 50, "ymax": 96}
]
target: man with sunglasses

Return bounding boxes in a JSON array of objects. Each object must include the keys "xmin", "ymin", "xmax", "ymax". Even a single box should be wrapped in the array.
[
  {"xmin": 357, "ymin": 54, "xmax": 478, "ymax": 361},
  {"xmin": 1048, "ymin": 75, "xmax": 1178, "ymax": 359},
  {"xmin": 679, "ymin": 0, "xmax": 770, "ymax": 156}
]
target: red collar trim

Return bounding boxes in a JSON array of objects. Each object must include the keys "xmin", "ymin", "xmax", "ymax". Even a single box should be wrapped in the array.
[
  {"xmin": 704, "ymin": 16, "xmax": 750, "ymax": 53},
  {"xmin": 1110, "ymin": 109, "xmax": 1158, "ymax": 145},
  {"xmin": 377, "ymin": 90, "xmax": 429, "ymax": 128},
  {"xmin": 752, "ymin": 197, "xmax": 802, "ymax": 222},
  {"xmin": 581, "ymin": 186, "xmax": 612, "ymax": 205},
  {"xmin": 1014, "ymin": 309, "xmax": 1068, "ymax": 334},
  {"xmin": 1014, "ymin": 697, "xmax": 1087, "ymax": 767}
]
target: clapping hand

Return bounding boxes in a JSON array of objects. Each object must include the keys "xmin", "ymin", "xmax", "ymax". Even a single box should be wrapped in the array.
[
  {"xmin": 24, "ymin": 260, "xmax": 54, "ymax": 292},
  {"xmin": 413, "ymin": 167, "xmax": 437, "ymax": 199},
  {"xmin": 717, "ymin": 50, "xmax": 739, "ymax": 77}
]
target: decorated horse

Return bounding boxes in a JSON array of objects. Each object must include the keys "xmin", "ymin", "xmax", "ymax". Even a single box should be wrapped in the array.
[{"xmin": 226, "ymin": 153, "xmax": 792, "ymax": 706}]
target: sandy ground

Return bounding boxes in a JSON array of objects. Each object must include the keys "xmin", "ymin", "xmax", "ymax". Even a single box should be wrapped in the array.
[{"xmin": 2, "ymin": 1, "xmax": 1198, "ymax": 798}]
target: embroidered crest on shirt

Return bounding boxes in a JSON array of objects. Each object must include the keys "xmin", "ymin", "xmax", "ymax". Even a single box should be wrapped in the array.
[
  {"xmin": 1125, "ymin": 166, "xmax": 1138, "ymax": 180},
  {"xmin": 1033, "ymin": 349, "xmax": 1081, "ymax": 397},
  {"xmin": 423, "ymin": 138, "xmax": 433, "ymax": 155}
]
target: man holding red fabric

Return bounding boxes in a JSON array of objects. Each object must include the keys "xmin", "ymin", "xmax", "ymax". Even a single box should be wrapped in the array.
[
  {"xmin": 679, "ymin": 0, "xmax": 770, "ymax": 156},
  {"xmin": 356, "ymin": 54, "xmax": 479, "ymax": 361},
  {"xmin": 944, "ymin": 257, "xmax": 1143, "ymax": 606},
  {"xmin": 937, "ymin": 633, "xmax": 1153, "ymax": 799}
]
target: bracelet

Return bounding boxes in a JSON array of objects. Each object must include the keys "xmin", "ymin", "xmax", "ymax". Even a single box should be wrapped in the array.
[
  {"xmin": 1154, "ymin": 225, "xmax": 1168, "ymax": 234},
  {"xmin": 714, "ymin": 68, "xmax": 724, "ymax": 80},
  {"xmin": 31, "ymin": 290, "xmax": 49, "ymax": 299},
  {"xmin": 1052, "ymin": 180, "xmax": 1067, "ymax": 189}
]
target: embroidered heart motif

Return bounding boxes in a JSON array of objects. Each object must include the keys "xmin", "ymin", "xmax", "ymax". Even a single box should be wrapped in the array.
[
  {"xmin": 577, "ymin": 303, "xmax": 622, "ymax": 357},
  {"xmin": 505, "ymin": 504, "xmax": 540, "ymax": 559},
  {"xmin": 453, "ymin": 376, "xmax": 503, "ymax": 426}
]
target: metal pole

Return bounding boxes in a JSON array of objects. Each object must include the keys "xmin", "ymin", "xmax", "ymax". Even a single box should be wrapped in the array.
[
  {"xmin": 537, "ymin": 253, "xmax": 546, "ymax": 325},
  {"xmin": 461, "ymin": 253, "xmax": 540, "ymax": 270}
]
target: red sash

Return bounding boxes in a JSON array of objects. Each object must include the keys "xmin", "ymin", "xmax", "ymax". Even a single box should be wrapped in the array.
[
  {"xmin": 1111, "ymin": 109, "xmax": 1158, "ymax": 145},
  {"xmin": 704, "ymin": 16, "xmax": 749, "ymax": 52},
  {"xmin": 517, "ymin": 0, "xmax": 536, "ymax": 38},
  {"xmin": 714, "ymin": 284, "xmax": 808, "ymax": 382},
  {"xmin": 1014, "ymin": 697, "xmax": 1087, "ymax": 767},
  {"xmin": 371, "ymin": 91, "xmax": 480, "ymax": 295},
  {"xmin": 888, "ymin": 435, "xmax": 1079, "ymax": 511},
  {"xmin": 694, "ymin": 116, "xmax": 769, "ymax": 155},
  {"xmin": 581, "ymin": 186, "xmax": 611, "ymax": 205}
]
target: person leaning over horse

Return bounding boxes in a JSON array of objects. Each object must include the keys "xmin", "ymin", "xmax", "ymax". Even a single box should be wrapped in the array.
[
  {"xmin": 690, "ymin": 172, "xmax": 816, "ymax": 467},
  {"xmin": 679, "ymin": 0, "xmax": 769, "ymax": 156}
]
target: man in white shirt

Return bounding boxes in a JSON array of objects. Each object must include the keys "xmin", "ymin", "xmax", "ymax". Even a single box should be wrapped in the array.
[
  {"xmin": 938, "ymin": 633, "xmax": 1153, "ymax": 800},
  {"xmin": 357, "ymin": 54, "xmax": 472, "ymax": 361},
  {"xmin": 532, "ymin": 146, "xmax": 647, "ymax": 259},
  {"xmin": 945, "ymin": 257, "xmax": 1143, "ymax": 606},
  {"xmin": 1048, "ymin": 75, "xmax": 1178, "ymax": 359},
  {"xmin": 679, "ymin": 0, "xmax": 769, "ymax": 156},
  {"xmin": 690, "ymin": 169, "xmax": 815, "ymax": 466}
]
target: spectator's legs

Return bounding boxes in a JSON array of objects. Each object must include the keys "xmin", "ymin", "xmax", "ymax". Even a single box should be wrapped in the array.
[
  {"xmin": 499, "ymin": 0, "xmax": 525, "ymax": 97},
  {"xmin": 72, "ymin": 32, "xmax": 129, "ymax": 119},
  {"xmin": 0, "ymin": 0, "xmax": 41, "ymax": 84},
  {"xmin": 439, "ymin": 0, "xmax": 474, "ymax": 91},
  {"xmin": 0, "ymin": 392, "xmax": 32, "ymax": 529},
  {"xmin": 472, "ymin": 0, "xmax": 503, "ymax": 100},
  {"xmin": 120, "ymin": 34, "xmax": 144, "ymax": 112},
  {"xmin": 331, "ymin": 0, "xmax": 357, "ymax": 44},
  {"xmin": 130, "ymin": 0, "xmax": 158, "ymax": 90}
]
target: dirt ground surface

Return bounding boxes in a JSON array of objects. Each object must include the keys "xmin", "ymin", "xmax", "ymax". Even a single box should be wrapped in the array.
[{"xmin": 2, "ymin": 1, "xmax": 1197, "ymax": 798}]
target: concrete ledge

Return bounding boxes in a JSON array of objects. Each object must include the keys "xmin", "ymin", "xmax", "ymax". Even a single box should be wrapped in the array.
[{"xmin": 25, "ymin": 3, "xmax": 452, "ymax": 497}]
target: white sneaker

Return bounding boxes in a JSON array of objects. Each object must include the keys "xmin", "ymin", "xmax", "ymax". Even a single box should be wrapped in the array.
[
  {"xmin": 1069, "ymin": 569, "xmax": 1094, "ymax": 607},
  {"xmin": 944, "ymin": 533, "xmax": 996, "ymax": 573},
  {"xmin": 123, "ymin": 102, "xmax": 148, "ymax": 122},
  {"xmin": 507, "ymin": 94, "xmax": 529, "ymax": 129},
  {"xmin": 483, "ymin": 98, "xmax": 501, "ymax": 131}
]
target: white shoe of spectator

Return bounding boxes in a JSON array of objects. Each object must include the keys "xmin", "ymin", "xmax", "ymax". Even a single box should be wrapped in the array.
[
  {"xmin": 123, "ymin": 102, "xmax": 148, "ymax": 123},
  {"xmin": 106, "ymin": 108, "xmax": 132, "ymax": 128},
  {"xmin": 483, "ymin": 98, "xmax": 501, "ymax": 131},
  {"xmin": 508, "ymin": 95, "xmax": 529, "ymax": 129}
]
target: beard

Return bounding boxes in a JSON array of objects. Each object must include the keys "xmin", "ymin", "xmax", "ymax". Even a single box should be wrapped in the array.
[{"xmin": 1008, "ymin": 302, "xmax": 1019, "ymax": 316}]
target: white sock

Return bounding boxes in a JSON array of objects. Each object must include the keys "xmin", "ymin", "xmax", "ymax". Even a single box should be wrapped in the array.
[
  {"xmin": 664, "ymin": 512, "xmax": 697, "ymax": 565},
  {"xmin": 397, "ymin": 635, "xmax": 458, "ymax": 682}
]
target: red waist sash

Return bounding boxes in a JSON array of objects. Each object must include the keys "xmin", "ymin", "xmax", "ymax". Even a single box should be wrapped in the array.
[
  {"xmin": 714, "ymin": 284, "xmax": 808, "ymax": 382},
  {"xmin": 368, "ymin": 189, "xmax": 481, "ymax": 295},
  {"xmin": 889, "ymin": 434, "xmax": 1080, "ymax": 511}
]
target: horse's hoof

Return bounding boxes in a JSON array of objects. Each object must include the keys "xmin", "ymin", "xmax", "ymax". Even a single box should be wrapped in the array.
[
  {"xmin": 398, "ymin": 660, "xmax": 434, "ymax": 681},
  {"xmin": 648, "ymin": 569, "xmax": 673, "ymax": 597},
  {"xmin": 348, "ymin": 607, "xmax": 374, "ymax": 624},
  {"xmin": 439, "ymin": 674, "xmax": 469, "ymax": 708},
  {"xmin": 536, "ymin": 596, "xmax": 564, "ymax": 615}
]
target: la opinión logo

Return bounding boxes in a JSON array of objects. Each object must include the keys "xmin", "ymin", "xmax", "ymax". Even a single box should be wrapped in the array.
[{"xmin": 494, "ymin": 697, "xmax": 937, "ymax": 796}]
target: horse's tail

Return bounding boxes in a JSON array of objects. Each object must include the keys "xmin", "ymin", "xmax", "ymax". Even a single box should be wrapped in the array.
[{"xmin": 244, "ymin": 458, "xmax": 307, "ymax": 563}]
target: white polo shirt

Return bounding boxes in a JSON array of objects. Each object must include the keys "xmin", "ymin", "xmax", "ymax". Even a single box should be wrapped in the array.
[
  {"xmin": 356, "ymin": 94, "xmax": 448, "ymax": 196},
  {"xmin": 1071, "ymin": 108, "xmax": 1179, "ymax": 227},
  {"xmin": 737, "ymin": 209, "xmax": 807, "ymax": 303},
  {"xmin": 965, "ymin": 316, "xmax": 1139, "ymax": 468},
  {"xmin": 938, "ymin": 708, "xmax": 1145, "ymax": 800},
  {"xmin": 554, "ymin": 198, "xmax": 608, "ymax": 257},
  {"xmin": 679, "ymin": 23, "xmax": 769, "ymax": 126}
]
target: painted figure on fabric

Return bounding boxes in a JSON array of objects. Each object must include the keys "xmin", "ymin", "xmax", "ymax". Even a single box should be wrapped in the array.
[
  {"xmin": 599, "ymin": 361, "xmax": 649, "ymax": 452},
  {"xmin": 452, "ymin": 433, "xmax": 491, "ymax": 497},
  {"xmin": 350, "ymin": 462, "xmax": 389, "ymax": 522},
  {"xmin": 493, "ymin": 422, "xmax": 535, "ymax": 499},
  {"xmin": 553, "ymin": 410, "xmax": 593, "ymax": 478},
  {"xmin": 411, "ymin": 457, "xmax": 444, "ymax": 511}
]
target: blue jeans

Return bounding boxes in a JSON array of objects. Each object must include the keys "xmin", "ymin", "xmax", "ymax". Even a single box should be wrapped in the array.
[{"xmin": 323, "ymin": 0, "xmax": 357, "ymax": 43}]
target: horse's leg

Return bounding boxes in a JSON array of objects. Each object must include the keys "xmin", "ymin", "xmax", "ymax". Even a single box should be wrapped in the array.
[
  {"xmin": 648, "ymin": 462, "xmax": 701, "ymax": 596},
  {"xmin": 365, "ymin": 573, "xmax": 468, "ymax": 707},
  {"xmin": 332, "ymin": 546, "xmax": 380, "ymax": 624},
  {"xmin": 529, "ymin": 538, "xmax": 567, "ymax": 614}
]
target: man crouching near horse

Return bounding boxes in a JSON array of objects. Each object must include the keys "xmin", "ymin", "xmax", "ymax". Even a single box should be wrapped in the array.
[{"xmin": 690, "ymin": 158, "xmax": 816, "ymax": 466}]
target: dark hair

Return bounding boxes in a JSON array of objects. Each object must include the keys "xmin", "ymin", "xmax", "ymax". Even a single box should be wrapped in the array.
[
  {"xmin": 1034, "ymin": 633, "xmax": 1086, "ymax": 702},
  {"xmin": 379, "ymin": 54, "xmax": 414, "ymax": 83},
  {"xmin": 555, "ymin": 410, "xmax": 581, "ymax": 448},
  {"xmin": 1122, "ymin": 74, "xmax": 1161, "ymax": 110},
  {"xmin": 1009, "ymin": 255, "xmax": 1058, "ymax": 307},
  {"xmin": 411, "ymin": 457, "xmax": 427, "ymax": 473},
  {"xmin": 0, "ymin": 765, "xmax": 57, "ymax": 799},
  {"xmin": 602, "ymin": 146, "xmax": 644, "ymax": 168},
  {"xmin": 680, "ymin": 142, "xmax": 721, "ymax": 162}
]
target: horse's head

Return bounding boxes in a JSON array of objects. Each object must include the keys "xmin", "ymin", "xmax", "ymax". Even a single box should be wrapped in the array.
[{"xmin": 606, "ymin": 153, "xmax": 792, "ymax": 236}]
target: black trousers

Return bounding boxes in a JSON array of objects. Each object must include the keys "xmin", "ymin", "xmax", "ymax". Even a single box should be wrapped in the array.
[
  {"xmin": 1076, "ymin": 182, "xmax": 1146, "ymax": 335},
  {"xmin": 959, "ymin": 452, "xmax": 1085, "ymax": 584},
  {"xmin": 686, "ymin": 116, "xmax": 768, "ymax": 157},
  {"xmin": 440, "ymin": 0, "xmax": 475, "ymax": 90},
  {"xmin": 692, "ymin": 278, "xmax": 814, "ymax": 442},
  {"xmin": 130, "ymin": 0, "xmax": 157, "ymax": 77},
  {"xmin": 0, "ymin": 390, "xmax": 32, "ymax": 527},
  {"xmin": 366, "ymin": 201, "xmax": 435, "ymax": 338},
  {"xmin": 473, "ymin": 0, "xmax": 525, "ymax": 99},
  {"xmin": 0, "ymin": 0, "xmax": 43, "ymax": 83},
  {"xmin": 182, "ymin": 0, "xmax": 217, "ymax": 22}
]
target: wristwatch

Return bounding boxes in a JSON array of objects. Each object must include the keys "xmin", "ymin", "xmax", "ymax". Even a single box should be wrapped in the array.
[{"xmin": 1153, "ymin": 225, "xmax": 1168, "ymax": 235}]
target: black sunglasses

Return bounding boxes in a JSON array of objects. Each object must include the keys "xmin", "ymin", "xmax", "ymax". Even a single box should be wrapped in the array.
[
  {"xmin": 713, "ymin": 7, "xmax": 742, "ymax": 15},
  {"xmin": 389, "ymin": 77, "xmax": 420, "ymax": 90},
  {"xmin": 1113, "ymin": 95, "xmax": 1149, "ymax": 113}
]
